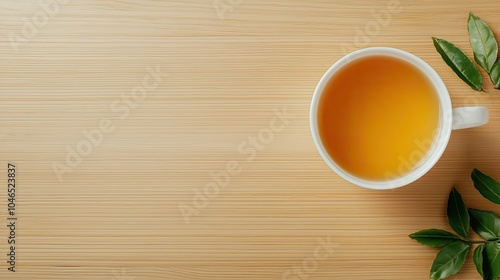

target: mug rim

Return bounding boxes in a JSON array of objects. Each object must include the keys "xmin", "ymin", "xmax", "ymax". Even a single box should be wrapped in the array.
[{"xmin": 310, "ymin": 47, "xmax": 453, "ymax": 190}]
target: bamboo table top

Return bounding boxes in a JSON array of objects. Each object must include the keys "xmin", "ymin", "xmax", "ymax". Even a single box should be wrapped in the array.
[{"xmin": 1, "ymin": 1, "xmax": 500, "ymax": 279}]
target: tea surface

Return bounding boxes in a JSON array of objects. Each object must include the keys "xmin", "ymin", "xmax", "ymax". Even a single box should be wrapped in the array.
[{"xmin": 318, "ymin": 55, "xmax": 440, "ymax": 180}]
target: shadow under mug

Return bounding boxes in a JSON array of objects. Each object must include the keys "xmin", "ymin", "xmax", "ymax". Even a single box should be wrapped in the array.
[{"xmin": 310, "ymin": 47, "xmax": 489, "ymax": 190}]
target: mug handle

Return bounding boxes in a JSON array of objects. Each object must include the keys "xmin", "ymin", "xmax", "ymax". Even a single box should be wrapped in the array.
[{"xmin": 452, "ymin": 106, "xmax": 489, "ymax": 130}]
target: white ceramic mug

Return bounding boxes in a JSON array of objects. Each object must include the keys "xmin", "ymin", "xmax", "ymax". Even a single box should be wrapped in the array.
[{"xmin": 310, "ymin": 47, "xmax": 489, "ymax": 190}]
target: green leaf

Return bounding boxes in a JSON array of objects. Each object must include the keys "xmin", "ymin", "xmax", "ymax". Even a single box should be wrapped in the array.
[
  {"xmin": 432, "ymin": 37, "xmax": 483, "ymax": 91},
  {"xmin": 472, "ymin": 169, "xmax": 500, "ymax": 204},
  {"xmin": 430, "ymin": 241, "xmax": 470, "ymax": 280},
  {"xmin": 473, "ymin": 244, "xmax": 485, "ymax": 277},
  {"xmin": 490, "ymin": 60, "xmax": 500, "ymax": 88},
  {"xmin": 409, "ymin": 229, "xmax": 461, "ymax": 247},
  {"xmin": 469, "ymin": 209, "xmax": 500, "ymax": 241},
  {"xmin": 447, "ymin": 188, "xmax": 470, "ymax": 238},
  {"xmin": 468, "ymin": 12, "xmax": 498, "ymax": 73},
  {"xmin": 483, "ymin": 242, "xmax": 500, "ymax": 280}
]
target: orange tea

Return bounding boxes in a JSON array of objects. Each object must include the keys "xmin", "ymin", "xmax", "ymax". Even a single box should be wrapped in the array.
[{"xmin": 317, "ymin": 55, "xmax": 440, "ymax": 180}]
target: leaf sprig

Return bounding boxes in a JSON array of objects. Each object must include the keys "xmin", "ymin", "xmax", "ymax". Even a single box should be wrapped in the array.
[
  {"xmin": 433, "ymin": 12, "xmax": 500, "ymax": 92},
  {"xmin": 409, "ymin": 169, "xmax": 500, "ymax": 280}
]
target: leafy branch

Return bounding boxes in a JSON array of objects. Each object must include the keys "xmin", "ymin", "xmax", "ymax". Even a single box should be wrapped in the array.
[
  {"xmin": 433, "ymin": 12, "xmax": 500, "ymax": 92},
  {"xmin": 409, "ymin": 169, "xmax": 500, "ymax": 280}
]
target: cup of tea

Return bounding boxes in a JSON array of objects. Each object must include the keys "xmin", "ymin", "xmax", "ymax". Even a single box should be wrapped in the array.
[{"xmin": 310, "ymin": 47, "xmax": 489, "ymax": 190}]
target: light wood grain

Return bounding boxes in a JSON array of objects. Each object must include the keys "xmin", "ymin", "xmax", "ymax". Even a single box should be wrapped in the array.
[{"xmin": 1, "ymin": 0, "xmax": 500, "ymax": 279}]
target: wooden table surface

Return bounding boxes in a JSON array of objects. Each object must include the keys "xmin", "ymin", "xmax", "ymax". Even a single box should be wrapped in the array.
[{"xmin": 1, "ymin": 1, "xmax": 500, "ymax": 279}]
